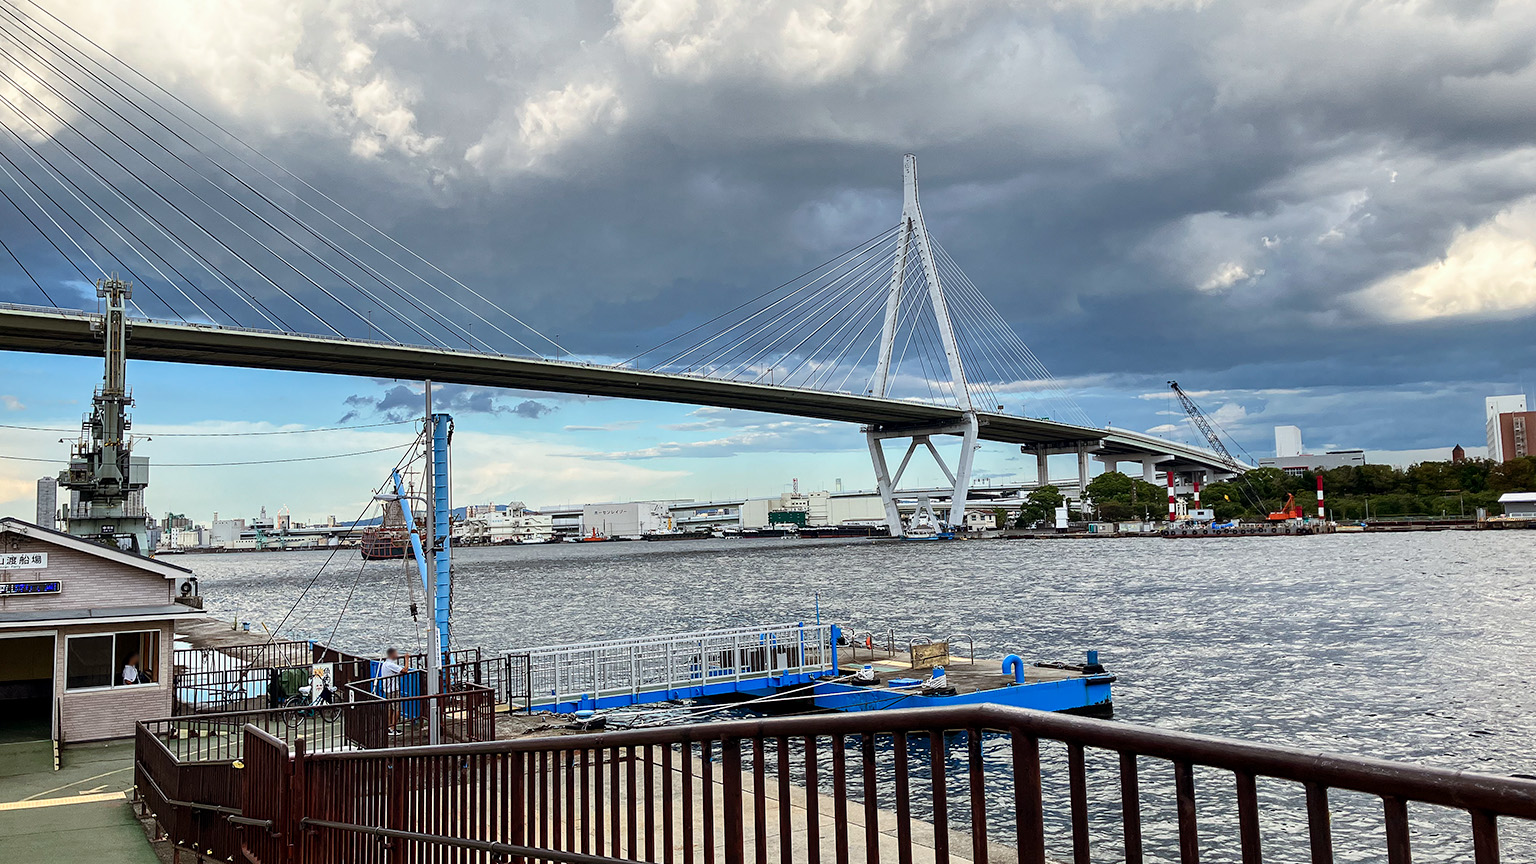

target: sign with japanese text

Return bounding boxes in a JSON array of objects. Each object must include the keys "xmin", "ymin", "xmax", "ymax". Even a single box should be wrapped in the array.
[{"xmin": 0, "ymin": 552, "xmax": 46, "ymax": 570}]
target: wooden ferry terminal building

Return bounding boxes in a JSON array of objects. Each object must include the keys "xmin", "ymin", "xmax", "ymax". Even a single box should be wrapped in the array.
[{"xmin": 0, "ymin": 517, "xmax": 204, "ymax": 743}]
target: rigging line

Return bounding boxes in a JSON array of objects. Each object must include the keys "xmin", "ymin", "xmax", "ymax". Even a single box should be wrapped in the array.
[
  {"xmin": 730, "ymin": 247, "xmax": 897, "ymax": 382},
  {"xmin": 0, "ymin": 170, "xmax": 94, "ymax": 286},
  {"xmin": 0, "ymin": 37, "xmax": 280, "ymax": 328},
  {"xmin": 0, "ymin": 75, "xmax": 211, "ymax": 322},
  {"xmin": 767, "ymin": 262, "xmax": 894, "ymax": 386},
  {"xmin": 0, "ymin": 417, "xmax": 417, "ymax": 435},
  {"xmin": 323, "ymin": 556, "xmax": 368, "ymax": 659},
  {"xmin": 262, "ymin": 432, "xmax": 421, "ymax": 651},
  {"xmin": 654, "ymin": 230, "xmax": 899, "ymax": 373},
  {"xmin": 0, "ymin": 233, "xmax": 52, "ymax": 305},
  {"xmin": 0, "ymin": 441, "xmax": 413, "ymax": 466},
  {"xmin": 4, "ymin": 0, "xmax": 570, "ymax": 356},
  {"xmin": 0, "ymin": 20, "xmax": 492, "ymax": 352},
  {"xmin": 635, "ymin": 225, "xmax": 898, "ymax": 368},
  {"xmin": 702, "ymin": 237, "xmax": 898, "ymax": 377},
  {"xmin": 0, "ymin": 44, "xmax": 438, "ymax": 347}
]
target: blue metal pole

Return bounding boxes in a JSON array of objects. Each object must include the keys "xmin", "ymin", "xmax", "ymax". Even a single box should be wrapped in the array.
[
  {"xmin": 431, "ymin": 413, "xmax": 452, "ymax": 658},
  {"xmin": 391, "ymin": 470, "xmax": 430, "ymax": 594}
]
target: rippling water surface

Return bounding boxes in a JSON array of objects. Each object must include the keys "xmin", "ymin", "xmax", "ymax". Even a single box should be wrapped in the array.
[{"xmin": 183, "ymin": 531, "xmax": 1536, "ymax": 861}]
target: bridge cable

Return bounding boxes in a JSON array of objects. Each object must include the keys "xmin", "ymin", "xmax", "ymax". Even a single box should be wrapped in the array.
[
  {"xmin": 731, "ymin": 240, "xmax": 898, "ymax": 383},
  {"xmin": 0, "ymin": 172, "xmax": 98, "ymax": 289},
  {"xmin": 797, "ymin": 280, "xmax": 890, "ymax": 391},
  {"xmin": 0, "ymin": 441, "xmax": 414, "ymax": 467},
  {"xmin": 0, "ymin": 30, "xmax": 424, "ymax": 343},
  {"xmin": 0, "ymin": 18, "xmax": 485, "ymax": 350},
  {"xmin": 0, "ymin": 29, "xmax": 286, "ymax": 328},
  {"xmin": 936, "ymin": 243, "xmax": 1091, "ymax": 424},
  {"xmin": 0, "ymin": 25, "xmax": 478, "ymax": 352},
  {"xmin": 0, "ymin": 233, "xmax": 51, "ymax": 305},
  {"xmin": 932, "ymin": 243, "xmax": 1092, "ymax": 426},
  {"xmin": 0, "ymin": 151, "xmax": 151, "ymax": 316},
  {"xmin": 3, "ymin": 0, "xmax": 564, "ymax": 357},
  {"xmin": 0, "ymin": 68, "xmax": 219, "ymax": 322},
  {"xmin": 790, "ymin": 249, "xmax": 907, "ymax": 386},
  {"xmin": 0, "ymin": 53, "xmax": 330, "ymax": 334},
  {"xmin": 777, "ymin": 269, "xmax": 894, "ymax": 388},
  {"xmin": 649, "ymin": 228, "xmax": 897, "ymax": 374},
  {"xmin": 706, "ymin": 234, "xmax": 899, "ymax": 380},
  {"xmin": 627, "ymin": 224, "xmax": 896, "ymax": 369}
]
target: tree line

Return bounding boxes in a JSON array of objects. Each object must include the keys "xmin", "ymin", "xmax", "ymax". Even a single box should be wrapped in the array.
[{"xmin": 1007, "ymin": 456, "xmax": 1536, "ymax": 527}]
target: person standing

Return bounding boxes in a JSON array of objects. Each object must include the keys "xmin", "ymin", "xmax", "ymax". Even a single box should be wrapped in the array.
[
  {"xmin": 380, "ymin": 648, "xmax": 407, "ymax": 732},
  {"xmin": 122, "ymin": 651, "xmax": 143, "ymax": 685}
]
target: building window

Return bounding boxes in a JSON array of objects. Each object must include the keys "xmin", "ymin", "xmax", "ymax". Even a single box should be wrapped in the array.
[{"xmin": 65, "ymin": 631, "xmax": 160, "ymax": 690}]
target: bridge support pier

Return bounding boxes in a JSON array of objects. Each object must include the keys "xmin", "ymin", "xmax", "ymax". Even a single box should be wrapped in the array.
[{"xmin": 865, "ymin": 413, "xmax": 979, "ymax": 537}]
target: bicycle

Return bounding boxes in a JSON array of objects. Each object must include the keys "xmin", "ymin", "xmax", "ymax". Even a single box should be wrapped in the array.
[{"xmin": 282, "ymin": 670, "xmax": 341, "ymax": 727}]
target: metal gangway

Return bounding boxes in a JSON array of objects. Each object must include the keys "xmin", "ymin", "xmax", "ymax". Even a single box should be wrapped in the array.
[{"xmin": 507, "ymin": 622, "xmax": 840, "ymax": 713}]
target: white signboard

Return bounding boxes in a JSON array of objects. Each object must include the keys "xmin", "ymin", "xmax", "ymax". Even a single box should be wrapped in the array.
[{"xmin": 0, "ymin": 552, "xmax": 46, "ymax": 570}]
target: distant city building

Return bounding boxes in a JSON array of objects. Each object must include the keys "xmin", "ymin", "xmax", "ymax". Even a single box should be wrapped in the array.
[
  {"xmin": 1452, "ymin": 444, "xmax": 1466, "ymax": 464},
  {"xmin": 1489, "ymin": 409, "xmax": 1535, "ymax": 463},
  {"xmin": 35, "ymin": 477, "xmax": 56, "ymax": 529},
  {"xmin": 1259, "ymin": 450, "xmax": 1367, "ymax": 476},
  {"xmin": 210, "ymin": 518, "xmax": 247, "ymax": 548},
  {"xmin": 1274, "ymin": 425, "xmax": 1305, "ymax": 459},
  {"xmin": 582, "ymin": 502, "xmax": 670, "ymax": 539},
  {"xmin": 1486, "ymin": 395, "xmax": 1528, "ymax": 462},
  {"xmin": 1259, "ymin": 425, "xmax": 1366, "ymax": 475}
]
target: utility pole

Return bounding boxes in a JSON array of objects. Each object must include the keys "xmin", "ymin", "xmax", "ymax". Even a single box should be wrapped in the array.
[{"xmin": 423, "ymin": 379, "xmax": 441, "ymax": 746}]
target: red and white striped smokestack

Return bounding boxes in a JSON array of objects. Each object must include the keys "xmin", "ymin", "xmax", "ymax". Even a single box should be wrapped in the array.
[
  {"xmin": 1317, "ymin": 474, "xmax": 1325, "ymax": 519},
  {"xmin": 1167, "ymin": 471, "xmax": 1176, "ymax": 519},
  {"xmin": 1193, "ymin": 478, "xmax": 1201, "ymax": 509}
]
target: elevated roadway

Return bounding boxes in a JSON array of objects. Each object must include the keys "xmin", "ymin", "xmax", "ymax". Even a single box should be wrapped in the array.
[{"xmin": 0, "ymin": 303, "xmax": 1241, "ymax": 475}]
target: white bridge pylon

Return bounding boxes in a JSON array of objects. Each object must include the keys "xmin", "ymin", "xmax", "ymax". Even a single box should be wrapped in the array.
[{"xmin": 866, "ymin": 155, "xmax": 979, "ymax": 537}]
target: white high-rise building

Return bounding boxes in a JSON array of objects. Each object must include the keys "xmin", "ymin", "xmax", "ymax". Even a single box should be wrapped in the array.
[
  {"xmin": 1487, "ymin": 395, "xmax": 1528, "ymax": 462},
  {"xmin": 35, "ymin": 477, "xmax": 56, "ymax": 529},
  {"xmin": 1274, "ymin": 425, "xmax": 1305, "ymax": 459}
]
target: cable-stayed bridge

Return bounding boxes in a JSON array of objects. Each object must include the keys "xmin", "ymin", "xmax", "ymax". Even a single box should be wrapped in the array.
[{"xmin": 0, "ymin": 1, "xmax": 1242, "ymax": 535}]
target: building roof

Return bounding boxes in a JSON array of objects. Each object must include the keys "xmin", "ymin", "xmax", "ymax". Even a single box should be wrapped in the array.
[
  {"xmin": 0, "ymin": 603, "xmax": 203, "ymax": 628},
  {"xmin": 1498, "ymin": 492, "xmax": 1536, "ymax": 504},
  {"xmin": 0, "ymin": 516, "xmax": 193, "ymax": 580}
]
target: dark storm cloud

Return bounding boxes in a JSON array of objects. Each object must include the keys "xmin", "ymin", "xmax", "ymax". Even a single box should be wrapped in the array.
[
  {"xmin": 19, "ymin": 0, "xmax": 1536, "ymax": 455},
  {"xmin": 339, "ymin": 384, "xmax": 554, "ymax": 422}
]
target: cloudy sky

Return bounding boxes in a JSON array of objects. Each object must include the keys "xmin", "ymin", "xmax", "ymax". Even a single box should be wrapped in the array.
[{"xmin": 2, "ymin": 0, "xmax": 1535, "ymax": 522}]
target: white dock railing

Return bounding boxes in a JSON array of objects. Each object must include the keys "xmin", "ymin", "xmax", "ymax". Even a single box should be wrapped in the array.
[{"xmin": 507, "ymin": 622, "xmax": 835, "ymax": 709}]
